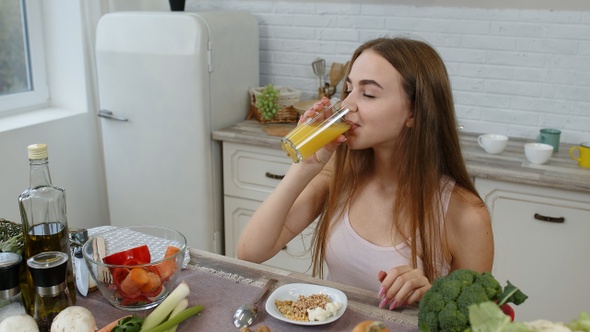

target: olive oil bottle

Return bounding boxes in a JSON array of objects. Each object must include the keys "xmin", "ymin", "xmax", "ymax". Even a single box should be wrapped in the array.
[{"xmin": 18, "ymin": 144, "xmax": 76, "ymax": 314}]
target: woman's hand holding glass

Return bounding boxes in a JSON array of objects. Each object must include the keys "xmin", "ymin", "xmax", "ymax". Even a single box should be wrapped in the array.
[{"xmin": 290, "ymin": 97, "xmax": 348, "ymax": 165}]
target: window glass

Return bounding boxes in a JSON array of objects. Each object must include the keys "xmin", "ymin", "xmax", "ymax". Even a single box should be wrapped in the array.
[{"xmin": 0, "ymin": 0, "xmax": 48, "ymax": 114}]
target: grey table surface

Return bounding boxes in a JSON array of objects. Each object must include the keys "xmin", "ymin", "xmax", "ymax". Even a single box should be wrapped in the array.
[{"xmin": 213, "ymin": 120, "xmax": 590, "ymax": 193}]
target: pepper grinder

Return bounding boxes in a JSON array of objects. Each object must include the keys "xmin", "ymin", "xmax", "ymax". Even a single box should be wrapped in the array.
[{"xmin": 27, "ymin": 251, "xmax": 72, "ymax": 332}]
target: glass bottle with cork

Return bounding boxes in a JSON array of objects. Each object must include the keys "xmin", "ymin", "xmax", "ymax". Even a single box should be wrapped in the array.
[{"xmin": 18, "ymin": 144, "xmax": 76, "ymax": 314}]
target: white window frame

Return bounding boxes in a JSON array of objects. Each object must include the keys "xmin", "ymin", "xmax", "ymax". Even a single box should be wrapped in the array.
[{"xmin": 0, "ymin": 0, "xmax": 49, "ymax": 115}]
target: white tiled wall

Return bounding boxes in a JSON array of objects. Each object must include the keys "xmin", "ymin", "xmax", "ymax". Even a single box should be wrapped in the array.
[{"xmin": 187, "ymin": 1, "xmax": 590, "ymax": 144}]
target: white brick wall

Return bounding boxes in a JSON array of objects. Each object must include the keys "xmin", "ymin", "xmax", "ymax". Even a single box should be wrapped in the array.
[{"xmin": 187, "ymin": 0, "xmax": 590, "ymax": 144}]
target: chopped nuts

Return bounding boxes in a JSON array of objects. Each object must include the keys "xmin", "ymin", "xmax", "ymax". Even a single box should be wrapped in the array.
[{"xmin": 275, "ymin": 293, "xmax": 330, "ymax": 321}]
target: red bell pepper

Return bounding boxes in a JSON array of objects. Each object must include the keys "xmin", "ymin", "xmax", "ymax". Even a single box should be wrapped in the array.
[{"xmin": 103, "ymin": 244, "xmax": 151, "ymax": 265}]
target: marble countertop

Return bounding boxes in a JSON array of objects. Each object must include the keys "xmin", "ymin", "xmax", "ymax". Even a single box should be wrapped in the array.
[{"xmin": 212, "ymin": 120, "xmax": 590, "ymax": 193}]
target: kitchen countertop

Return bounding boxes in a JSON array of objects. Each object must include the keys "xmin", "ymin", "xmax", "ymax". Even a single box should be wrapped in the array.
[{"xmin": 212, "ymin": 120, "xmax": 590, "ymax": 193}]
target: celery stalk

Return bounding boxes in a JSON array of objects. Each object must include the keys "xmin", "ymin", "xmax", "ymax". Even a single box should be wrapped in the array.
[
  {"xmin": 144, "ymin": 305, "xmax": 204, "ymax": 332},
  {"xmin": 140, "ymin": 281, "xmax": 190, "ymax": 331}
]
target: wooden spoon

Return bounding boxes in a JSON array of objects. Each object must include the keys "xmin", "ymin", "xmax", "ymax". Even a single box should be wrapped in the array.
[
  {"xmin": 330, "ymin": 61, "xmax": 350, "ymax": 87},
  {"xmin": 330, "ymin": 62, "xmax": 344, "ymax": 87}
]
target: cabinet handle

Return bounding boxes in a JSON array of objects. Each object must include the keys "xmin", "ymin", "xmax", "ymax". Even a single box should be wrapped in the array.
[
  {"xmin": 534, "ymin": 213, "xmax": 565, "ymax": 223},
  {"xmin": 265, "ymin": 172, "xmax": 285, "ymax": 180}
]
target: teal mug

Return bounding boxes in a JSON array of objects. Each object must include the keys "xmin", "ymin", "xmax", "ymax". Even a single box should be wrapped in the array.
[{"xmin": 536, "ymin": 128, "xmax": 561, "ymax": 152}]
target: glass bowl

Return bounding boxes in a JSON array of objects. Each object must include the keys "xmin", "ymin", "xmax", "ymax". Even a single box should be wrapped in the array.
[{"xmin": 82, "ymin": 225, "xmax": 187, "ymax": 310}]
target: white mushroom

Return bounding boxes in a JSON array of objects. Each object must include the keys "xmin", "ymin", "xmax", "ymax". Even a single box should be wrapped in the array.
[
  {"xmin": 50, "ymin": 306, "xmax": 96, "ymax": 332},
  {"xmin": 0, "ymin": 314, "xmax": 39, "ymax": 332}
]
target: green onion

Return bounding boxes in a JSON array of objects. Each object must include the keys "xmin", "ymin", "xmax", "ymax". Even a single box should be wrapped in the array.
[
  {"xmin": 144, "ymin": 305, "xmax": 204, "ymax": 332},
  {"xmin": 140, "ymin": 281, "xmax": 190, "ymax": 331}
]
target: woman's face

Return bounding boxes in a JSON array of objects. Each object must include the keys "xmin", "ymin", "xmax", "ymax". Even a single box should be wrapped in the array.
[{"xmin": 343, "ymin": 49, "xmax": 413, "ymax": 152}]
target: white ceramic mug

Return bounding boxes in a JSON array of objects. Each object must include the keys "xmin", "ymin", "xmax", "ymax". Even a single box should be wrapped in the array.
[{"xmin": 477, "ymin": 134, "xmax": 508, "ymax": 154}]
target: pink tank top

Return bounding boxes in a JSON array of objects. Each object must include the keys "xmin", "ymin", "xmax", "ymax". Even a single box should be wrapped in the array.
[{"xmin": 325, "ymin": 178, "xmax": 455, "ymax": 292}]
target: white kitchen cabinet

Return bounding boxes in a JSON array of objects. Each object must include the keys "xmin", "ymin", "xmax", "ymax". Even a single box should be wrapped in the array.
[
  {"xmin": 475, "ymin": 178, "xmax": 590, "ymax": 322},
  {"xmin": 222, "ymin": 142, "xmax": 315, "ymax": 274}
]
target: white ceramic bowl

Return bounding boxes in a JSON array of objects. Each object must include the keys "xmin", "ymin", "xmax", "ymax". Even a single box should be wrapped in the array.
[
  {"xmin": 478, "ymin": 134, "xmax": 509, "ymax": 154},
  {"xmin": 524, "ymin": 143, "xmax": 553, "ymax": 164}
]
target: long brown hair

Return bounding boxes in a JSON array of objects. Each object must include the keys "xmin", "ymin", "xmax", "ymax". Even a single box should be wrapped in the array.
[{"xmin": 311, "ymin": 37, "xmax": 481, "ymax": 282}]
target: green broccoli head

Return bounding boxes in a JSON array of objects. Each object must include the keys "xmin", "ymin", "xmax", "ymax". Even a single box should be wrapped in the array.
[
  {"xmin": 439, "ymin": 302, "xmax": 468, "ymax": 332},
  {"xmin": 418, "ymin": 291, "xmax": 446, "ymax": 331},
  {"xmin": 456, "ymin": 283, "xmax": 491, "ymax": 317},
  {"xmin": 418, "ymin": 269, "xmax": 508, "ymax": 332},
  {"xmin": 475, "ymin": 272, "xmax": 502, "ymax": 298}
]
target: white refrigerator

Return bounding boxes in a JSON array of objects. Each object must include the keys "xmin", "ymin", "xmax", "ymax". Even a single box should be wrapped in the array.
[{"xmin": 95, "ymin": 11, "xmax": 259, "ymax": 253}]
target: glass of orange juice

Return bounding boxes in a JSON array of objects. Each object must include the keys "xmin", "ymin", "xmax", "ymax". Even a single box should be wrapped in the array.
[{"xmin": 281, "ymin": 98, "xmax": 350, "ymax": 163}]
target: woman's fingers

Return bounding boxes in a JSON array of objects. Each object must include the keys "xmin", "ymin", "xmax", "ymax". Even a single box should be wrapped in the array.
[{"xmin": 377, "ymin": 267, "xmax": 431, "ymax": 310}]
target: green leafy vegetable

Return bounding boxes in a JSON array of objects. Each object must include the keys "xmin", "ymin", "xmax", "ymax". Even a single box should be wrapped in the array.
[
  {"xmin": 0, "ymin": 218, "xmax": 24, "ymax": 255},
  {"xmin": 418, "ymin": 269, "xmax": 527, "ymax": 332},
  {"xmin": 497, "ymin": 281, "xmax": 528, "ymax": 307},
  {"xmin": 466, "ymin": 302, "xmax": 529, "ymax": 332},
  {"xmin": 112, "ymin": 315, "xmax": 144, "ymax": 332},
  {"xmin": 568, "ymin": 311, "xmax": 590, "ymax": 331}
]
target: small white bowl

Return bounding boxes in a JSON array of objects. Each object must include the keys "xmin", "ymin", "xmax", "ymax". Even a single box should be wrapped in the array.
[
  {"xmin": 524, "ymin": 143, "xmax": 553, "ymax": 164},
  {"xmin": 478, "ymin": 134, "xmax": 509, "ymax": 154}
]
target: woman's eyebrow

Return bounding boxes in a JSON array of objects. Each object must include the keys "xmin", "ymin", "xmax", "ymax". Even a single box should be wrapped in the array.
[{"xmin": 346, "ymin": 77, "xmax": 384, "ymax": 90}]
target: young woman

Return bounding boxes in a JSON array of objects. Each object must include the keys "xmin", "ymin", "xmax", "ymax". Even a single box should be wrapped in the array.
[{"xmin": 237, "ymin": 37, "xmax": 493, "ymax": 310}]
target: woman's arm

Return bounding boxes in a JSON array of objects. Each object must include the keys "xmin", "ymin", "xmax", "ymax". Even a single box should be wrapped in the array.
[
  {"xmin": 236, "ymin": 157, "xmax": 333, "ymax": 264},
  {"xmin": 446, "ymin": 186, "xmax": 494, "ymax": 273},
  {"xmin": 237, "ymin": 98, "xmax": 343, "ymax": 264}
]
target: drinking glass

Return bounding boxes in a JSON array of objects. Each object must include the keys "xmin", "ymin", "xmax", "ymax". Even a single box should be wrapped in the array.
[{"xmin": 281, "ymin": 98, "xmax": 350, "ymax": 163}]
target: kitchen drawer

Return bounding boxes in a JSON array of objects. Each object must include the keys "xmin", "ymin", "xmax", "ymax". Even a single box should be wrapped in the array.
[
  {"xmin": 222, "ymin": 142, "xmax": 291, "ymax": 201},
  {"xmin": 224, "ymin": 196, "xmax": 314, "ymax": 274}
]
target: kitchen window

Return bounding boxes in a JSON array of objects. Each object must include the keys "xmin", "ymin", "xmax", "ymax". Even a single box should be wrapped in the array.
[{"xmin": 0, "ymin": 0, "xmax": 49, "ymax": 115}]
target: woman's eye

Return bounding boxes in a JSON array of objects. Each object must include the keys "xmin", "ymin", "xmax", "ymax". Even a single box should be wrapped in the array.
[{"xmin": 362, "ymin": 93, "xmax": 375, "ymax": 98}]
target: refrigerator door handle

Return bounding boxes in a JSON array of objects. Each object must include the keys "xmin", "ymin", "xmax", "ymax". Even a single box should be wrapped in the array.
[{"xmin": 98, "ymin": 109, "xmax": 129, "ymax": 122}]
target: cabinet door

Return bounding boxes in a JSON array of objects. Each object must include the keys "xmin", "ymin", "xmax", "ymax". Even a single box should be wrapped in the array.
[
  {"xmin": 476, "ymin": 178, "xmax": 590, "ymax": 322},
  {"xmin": 224, "ymin": 196, "xmax": 315, "ymax": 275}
]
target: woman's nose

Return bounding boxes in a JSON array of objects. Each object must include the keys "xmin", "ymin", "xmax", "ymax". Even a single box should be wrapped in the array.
[{"xmin": 342, "ymin": 97, "xmax": 357, "ymax": 113}]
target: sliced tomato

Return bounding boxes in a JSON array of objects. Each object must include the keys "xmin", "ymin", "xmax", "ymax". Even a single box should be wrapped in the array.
[
  {"xmin": 103, "ymin": 244, "xmax": 151, "ymax": 265},
  {"xmin": 112, "ymin": 267, "xmax": 130, "ymax": 288}
]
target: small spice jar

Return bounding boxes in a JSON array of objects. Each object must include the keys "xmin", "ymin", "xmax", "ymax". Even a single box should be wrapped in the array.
[{"xmin": 0, "ymin": 252, "xmax": 26, "ymax": 323}]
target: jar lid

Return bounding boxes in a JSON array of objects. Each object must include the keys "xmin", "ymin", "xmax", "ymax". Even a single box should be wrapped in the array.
[
  {"xmin": 27, "ymin": 144, "xmax": 48, "ymax": 160},
  {"xmin": 0, "ymin": 252, "xmax": 22, "ymax": 291},
  {"xmin": 27, "ymin": 251, "xmax": 68, "ymax": 287}
]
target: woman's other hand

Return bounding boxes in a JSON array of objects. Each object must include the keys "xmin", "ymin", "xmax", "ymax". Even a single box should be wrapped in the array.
[{"xmin": 377, "ymin": 267, "xmax": 431, "ymax": 310}]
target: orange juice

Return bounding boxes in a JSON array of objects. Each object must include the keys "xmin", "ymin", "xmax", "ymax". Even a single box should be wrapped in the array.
[{"xmin": 282, "ymin": 121, "xmax": 350, "ymax": 162}]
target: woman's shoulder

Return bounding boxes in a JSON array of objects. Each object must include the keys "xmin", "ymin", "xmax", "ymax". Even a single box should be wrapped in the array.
[{"xmin": 446, "ymin": 183, "xmax": 490, "ymax": 229}]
